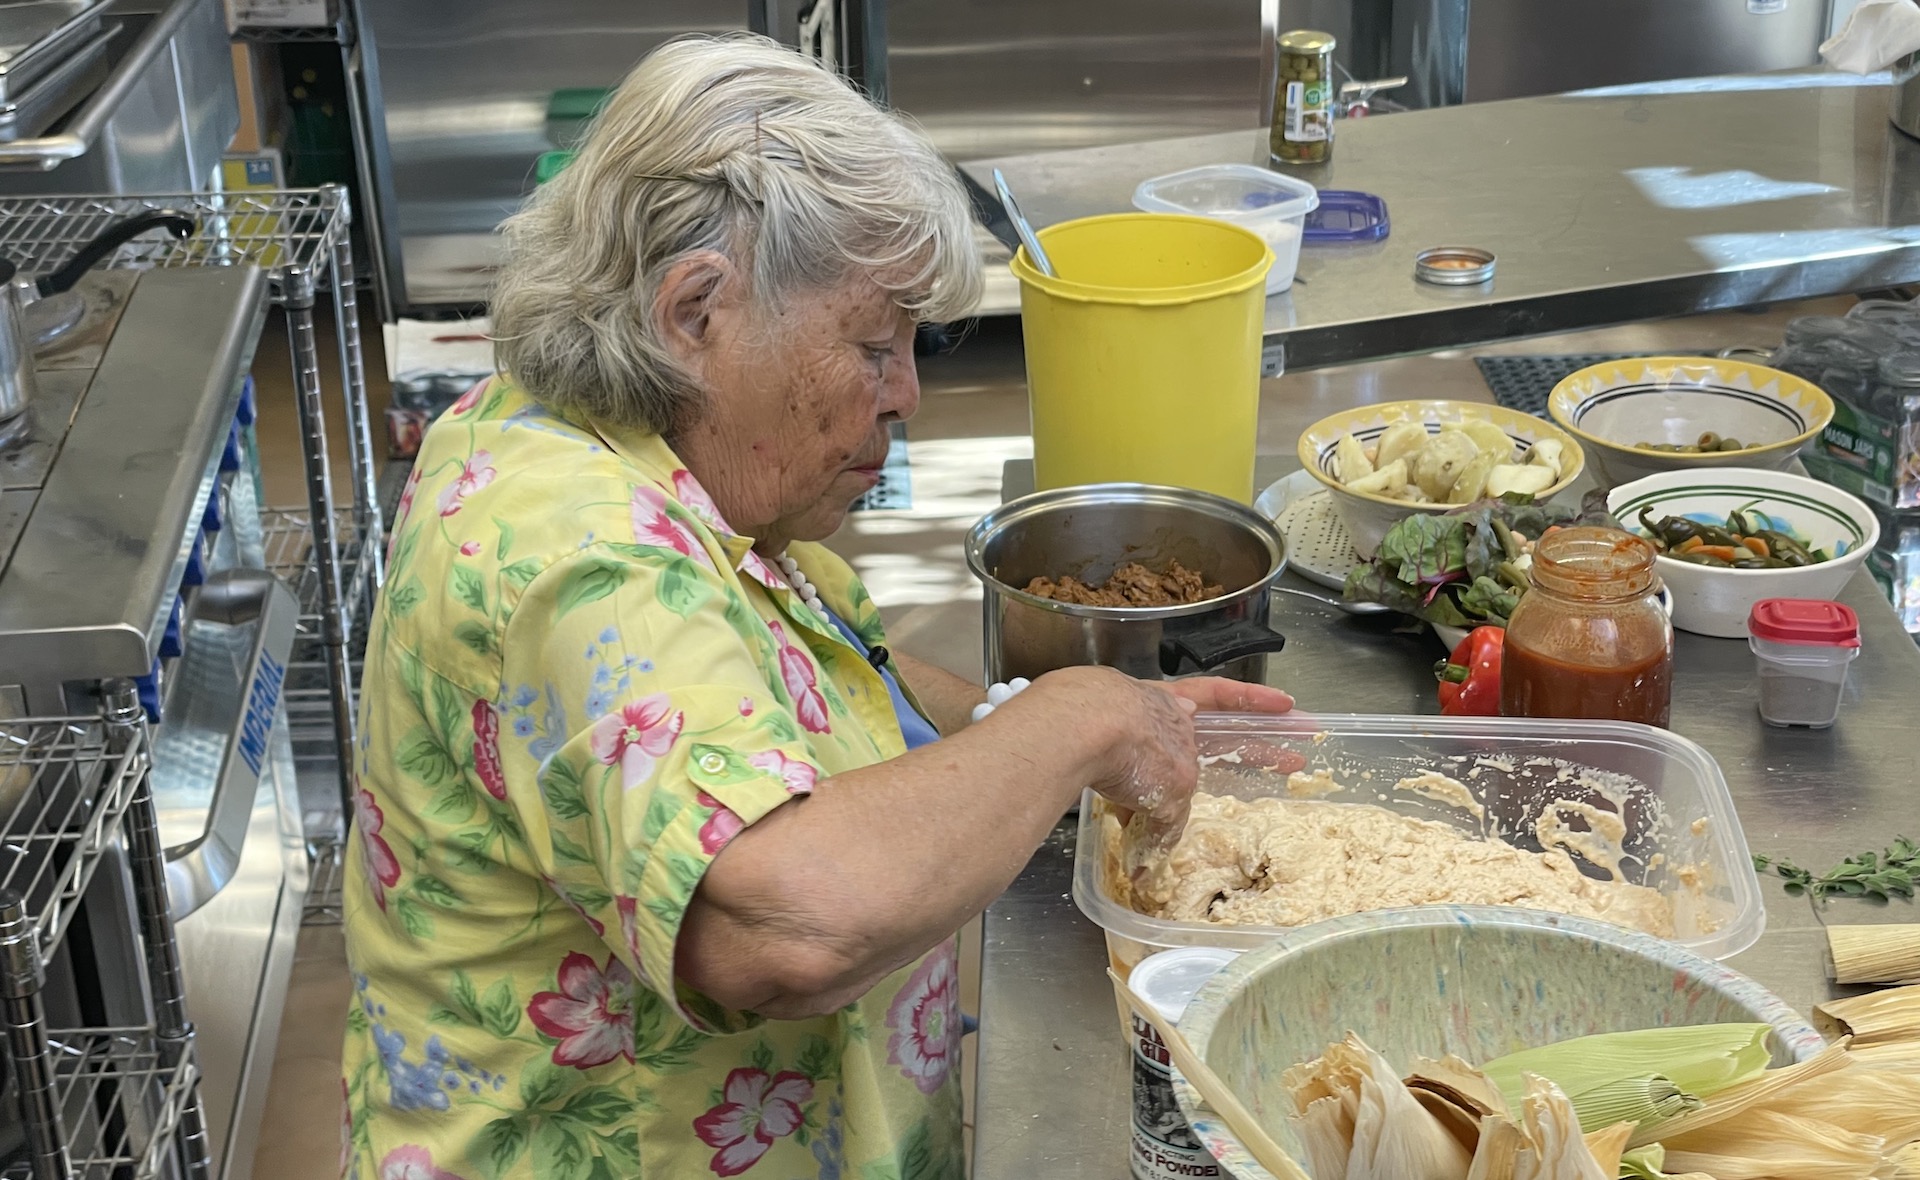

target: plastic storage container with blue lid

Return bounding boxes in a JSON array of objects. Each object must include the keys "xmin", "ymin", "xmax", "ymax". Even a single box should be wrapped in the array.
[{"xmin": 1133, "ymin": 164, "xmax": 1318, "ymax": 294}]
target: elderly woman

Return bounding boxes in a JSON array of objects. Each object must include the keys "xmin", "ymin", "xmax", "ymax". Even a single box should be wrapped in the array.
[{"xmin": 342, "ymin": 33, "xmax": 1290, "ymax": 1180}]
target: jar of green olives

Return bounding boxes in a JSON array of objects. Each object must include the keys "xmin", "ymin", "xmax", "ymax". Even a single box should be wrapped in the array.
[{"xmin": 1271, "ymin": 30, "xmax": 1336, "ymax": 165}]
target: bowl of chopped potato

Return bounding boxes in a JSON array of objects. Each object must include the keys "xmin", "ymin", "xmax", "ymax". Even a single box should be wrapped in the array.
[{"xmin": 1296, "ymin": 400, "xmax": 1585, "ymax": 559}]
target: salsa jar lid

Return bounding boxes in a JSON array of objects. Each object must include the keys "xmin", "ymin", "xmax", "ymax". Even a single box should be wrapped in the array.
[
  {"xmin": 1415, "ymin": 246, "xmax": 1496, "ymax": 285},
  {"xmin": 1747, "ymin": 598, "xmax": 1860, "ymax": 648}
]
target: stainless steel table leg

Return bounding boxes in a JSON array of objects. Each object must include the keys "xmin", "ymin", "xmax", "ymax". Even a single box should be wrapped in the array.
[
  {"xmin": 323, "ymin": 182, "xmax": 386, "ymax": 595},
  {"xmin": 107, "ymin": 688, "xmax": 210, "ymax": 1180},
  {"xmin": 0, "ymin": 891, "xmax": 70, "ymax": 1180},
  {"xmin": 281, "ymin": 264, "xmax": 358, "ymax": 818}
]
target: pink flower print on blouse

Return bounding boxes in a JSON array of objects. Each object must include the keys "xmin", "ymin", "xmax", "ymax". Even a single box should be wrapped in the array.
[
  {"xmin": 436, "ymin": 451, "xmax": 496, "ymax": 517},
  {"xmin": 378, "ymin": 1145, "xmax": 467, "ymax": 1180},
  {"xmin": 693, "ymin": 1068, "xmax": 814, "ymax": 1177},
  {"xmin": 735, "ymin": 548, "xmax": 787, "ymax": 593},
  {"xmin": 738, "ymin": 697, "xmax": 755, "ymax": 718},
  {"xmin": 448, "ymin": 380, "xmax": 486, "ymax": 417},
  {"xmin": 616, "ymin": 895, "xmax": 643, "ymax": 964},
  {"xmin": 387, "ymin": 466, "xmax": 422, "ymax": 562},
  {"xmin": 526, "ymin": 952, "xmax": 635, "ymax": 1070},
  {"xmin": 630, "ymin": 485, "xmax": 711, "ymax": 566},
  {"xmin": 588, "ymin": 694, "xmax": 684, "ymax": 790},
  {"xmin": 354, "ymin": 787, "xmax": 401, "ymax": 911},
  {"xmin": 695, "ymin": 791, "xmax": 744, "ymax": 855},
  {"xmin": 672, "ymin": 469, "xmax": 731, "ymax": 534},
  {"xmin": 471, "ymin": 700, "xmax": 507, "ymax": 800},
  {"xmin": 766, "ymin": 620, "xmax": 830, "ymax": 734},
  {"xmin": 746, "ymin": 749, "xmax": 817, "ymax": 795},
  {"xmin": 886, "ymin": 943, "xmax": 960, "ymax": 1094},
  {"xmin": 458, "ymin": 540, "xmax": 481, "ymax": 557}
]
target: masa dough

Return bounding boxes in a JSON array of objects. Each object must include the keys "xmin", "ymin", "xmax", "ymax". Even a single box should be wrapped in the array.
[{"xmin": 1129, "ymin": 791, "xmax": 1674, "ymax": 937}]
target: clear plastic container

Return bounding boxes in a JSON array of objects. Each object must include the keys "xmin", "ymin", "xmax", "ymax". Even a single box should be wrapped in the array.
[
  {"xmin": 1747, "ymin": 598, "xmax": 1861, "ymax": 728},
  {"xmin": 1075, "ymin": 712, "xmax": 1765, "ymax": 980},
  {"xmin": 1133, "ymin": 164, "xmax": 1319, "ymax": 295}
]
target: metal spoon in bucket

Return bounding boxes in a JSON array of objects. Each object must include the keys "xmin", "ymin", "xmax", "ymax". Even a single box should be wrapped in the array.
[
  {"xmin": 1272, "ymin": 584, "xmax": 1392, "ymax": 616},
  {"xmin": 993, "ymin": 168, "xmax": 1057, "ymax": 278}
]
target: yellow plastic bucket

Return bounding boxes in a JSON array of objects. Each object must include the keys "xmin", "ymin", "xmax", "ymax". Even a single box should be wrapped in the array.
[{"xmin": 1012, "ymin": 213, "xmax": 1272, "ymax": 503}]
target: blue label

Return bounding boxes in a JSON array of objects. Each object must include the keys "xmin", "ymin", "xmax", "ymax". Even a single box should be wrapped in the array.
[
  {"xmin": 244, "ymin": 158, "xmax": 275, "ymax": 185},
  {"xmin": 239, "ymin": 652, "xmax": 286, "ymax": 776}
]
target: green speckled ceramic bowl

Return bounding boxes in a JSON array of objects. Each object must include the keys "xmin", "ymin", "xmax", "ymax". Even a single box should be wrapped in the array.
[{"xmin": 1170, "ymin": 906, "xmax": 1825, "ymax": 1180}]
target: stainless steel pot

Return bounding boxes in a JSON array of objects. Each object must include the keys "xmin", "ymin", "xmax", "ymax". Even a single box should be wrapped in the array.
[
  {"xmin": 966, "ymin": 483, "xmax": 1289, "ymax": 684},
  {"xmin": 0, "ymin": 208, "xmax": 195, "ymax": 443},
  {"xmin": 1896, "ymin": 52, "xmax": 1919, "ymax": 143}
]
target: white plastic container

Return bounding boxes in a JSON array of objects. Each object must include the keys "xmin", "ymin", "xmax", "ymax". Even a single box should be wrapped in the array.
[
  {"xmin": 1132, "ymin": 164, "xmax": 1318, "ymax": 294},
  {"xmin": 1076, "ymin": 713, "xmax": 1767, "ymax": 979},
  {"xmin": 1125, "ymin": 947, "xmax": 1242, "ymax": 1180},
  {"xmin": 1747, "ymin": 598, "xmax": 1861, "ymax": 728}
]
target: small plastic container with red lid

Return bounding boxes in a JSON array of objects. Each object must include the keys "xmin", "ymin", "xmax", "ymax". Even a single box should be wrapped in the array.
[{"xmin": 1747, "ymin": 598, "xmax": 1861, "ymax": 728}]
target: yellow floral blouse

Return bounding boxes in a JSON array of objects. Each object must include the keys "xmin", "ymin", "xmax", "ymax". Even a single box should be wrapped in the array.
[{"xmin": 340, "ymin": 377, "xmax": 962, "ymax": 1180}]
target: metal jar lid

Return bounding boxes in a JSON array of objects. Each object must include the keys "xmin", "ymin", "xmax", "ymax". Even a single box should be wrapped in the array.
[
  {"xmin": 1414, "ymin": 246, "xmax": 1497, "ymax": 285},
  {"xmin": 1277, "ymin": 29, "xmax": 1336, "ymax": 54}
]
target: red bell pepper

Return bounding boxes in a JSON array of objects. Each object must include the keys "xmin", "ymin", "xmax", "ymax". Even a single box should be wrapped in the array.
[{"xmin": 1436, "ymin": 626, "xmax": 1504, "ymax": 716}]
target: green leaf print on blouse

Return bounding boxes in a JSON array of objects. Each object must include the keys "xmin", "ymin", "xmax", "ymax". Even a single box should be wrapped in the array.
[
  {"xmin": 555, "ymin": 559, "xmax": 627, "ymax": 619},
  {"xmin": 658, "ymin": 558, "xmax": 713, "ymax": 618},
  {"xmin": 494, "ymin": 516, "xmax": 516, "ymax": 561},
  {"xmin": 386, "ymin": 577, "xmax": 424, "ymax": 619},
  {"xmin": 455, "ymin": 621, "xmax": 495, "ymax": 657},
  {"xmin": 540, "ymin": 755, "xmax": 591, "ymax": 820},
  {"xmin": 452, "ymin": 564, "xmax": 490, "ymax": 614},
  {"xmin": 502, "ymin": 557, "xmax": 543, "ymax": 588},
  {"xmin": 399, "ymin": 727, "xmax": 459, "ymax": 787}
]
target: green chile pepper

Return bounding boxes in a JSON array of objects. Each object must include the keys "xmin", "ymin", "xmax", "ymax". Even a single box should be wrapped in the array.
[{"xmin": 1674, "ymin": 550, "xmax": 1733, "ymax": 567}]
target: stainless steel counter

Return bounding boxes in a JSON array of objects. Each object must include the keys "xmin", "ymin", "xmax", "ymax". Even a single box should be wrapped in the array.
[
  {"xmin": 973, "ymin": 452, "xmax": 1920, "ymax": 1180},
  {"xmin": 960, "ymin": 75, "xmax": 1920, "ymax": 370}
]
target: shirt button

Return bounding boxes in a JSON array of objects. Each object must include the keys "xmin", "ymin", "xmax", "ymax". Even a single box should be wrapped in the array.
[{"xmin": 699, "ymin": 752, "xmax": 726, "ymax": 774}]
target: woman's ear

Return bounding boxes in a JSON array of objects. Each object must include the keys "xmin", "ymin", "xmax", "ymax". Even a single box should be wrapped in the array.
[{"xmin": 655, "ymin": 251, "xmax": 736, "ymax": 362}]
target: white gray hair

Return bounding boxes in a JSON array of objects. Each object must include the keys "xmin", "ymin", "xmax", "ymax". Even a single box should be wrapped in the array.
[{"xmin": 490, "ymin": 33, "xmax": 983, "ymax": 435}]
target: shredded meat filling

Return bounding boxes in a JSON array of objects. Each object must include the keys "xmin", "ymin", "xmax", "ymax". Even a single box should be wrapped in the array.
[{"xmin": 1024, "ymin": 559, "xmax": 1222, "ymax": 607}]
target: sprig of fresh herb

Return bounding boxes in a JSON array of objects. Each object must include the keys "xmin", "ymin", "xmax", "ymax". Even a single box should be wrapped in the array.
[{"xmin": 1753, "ymin": 836, "xmax": 1919, "ymax": 901}]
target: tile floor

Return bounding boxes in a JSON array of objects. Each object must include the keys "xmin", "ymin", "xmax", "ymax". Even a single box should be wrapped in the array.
[{"xmin": 243, "ymin": 297, "xmax": 1853, "ymax": 1179}]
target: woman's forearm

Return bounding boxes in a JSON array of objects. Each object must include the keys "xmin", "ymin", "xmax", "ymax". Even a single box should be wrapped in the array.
[
  {"xmin": 678, "ymin": 675, "xmax": 1117, "ymax": 1019},
  {"xmin": 890, "ymin": 649, "xmax": 985, "ymax": 735}
]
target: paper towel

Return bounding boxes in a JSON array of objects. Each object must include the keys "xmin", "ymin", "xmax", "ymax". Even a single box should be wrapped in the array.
[{"xmin": 1821, "ymin": 0, "xmax": 1920, "ymax": 73}]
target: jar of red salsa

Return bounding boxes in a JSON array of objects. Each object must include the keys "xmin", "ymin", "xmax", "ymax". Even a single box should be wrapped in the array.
[{"xmin": 1501, "ymin": 526, "xmax": 1674, "ymax": 727}]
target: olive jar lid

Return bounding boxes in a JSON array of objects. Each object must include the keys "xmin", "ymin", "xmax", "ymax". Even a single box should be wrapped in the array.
[{"xmin": 1277, "ymin": 29, "xmax": 1336, "ymax": 53}]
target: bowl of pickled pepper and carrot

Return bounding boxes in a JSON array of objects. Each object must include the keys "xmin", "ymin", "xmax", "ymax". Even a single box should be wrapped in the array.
[{"xmin": 1607, "ymin": 469, "xmax": 1879, "ymax": 638}]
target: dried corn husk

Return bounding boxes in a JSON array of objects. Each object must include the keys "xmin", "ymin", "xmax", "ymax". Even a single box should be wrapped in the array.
[
  {"xmin": 1515, "ymin": 1075, "xmax": 1612, "ymax": 1180},
  {"xmin": 1889, "ymin": 1141, "xmax": 1920, "ymax": 1180},
  {"xmin": 1466, "ymin": 1116, "xmax": 1527, "ymax": 1180},
  {"xmin": 1826, "ymin": 925, "xmax": 1920, "ymax": 985},
  {"xmin": 1846, "ymin": 1039, "xmax": 1920, "ymax": 1071},
  {"xmin": 1405, "ymin": 1055, "xmax": 1508, "ymax": 1157},
  {"xmin": 1626, "ymin": 1042, "xmax": 1852, "ymax": 1148},
  {"xmin": 1814, "ymin": 982, "xmax": 1920, "ymax": 1045},
  {"xmin": 1285, "ymin": 1034, "xmax": 1472, "ymax": 1180},
  {"xmin": 1659, "ymin": 1109, "xmax": 1884, "ymax": 1180},
  {"xmin": 1480, "ymin": 1023, "xmax": 1771, "ymax": 1117},
  {"xmin": 1583, "ymin": 1122, "xmax": 1633, "ymax": 1177}
]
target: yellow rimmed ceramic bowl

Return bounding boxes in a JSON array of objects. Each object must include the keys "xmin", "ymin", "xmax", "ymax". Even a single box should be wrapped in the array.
[
  {"xmin": 1296, "ymin": 400, "xmax": 1585, "ymax": 560},
  {"xmin": 1548, "ymin": 356, "xmax": 1834, "ymax": 490}
]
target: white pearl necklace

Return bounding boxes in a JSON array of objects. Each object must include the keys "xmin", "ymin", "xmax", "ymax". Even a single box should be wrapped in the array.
[
  {"xmin": 969, "ymin": 677, "xmax": 1030, "ymax": 724},
  {"xmin": 774, "ymin": 553, "xmax": 827, "ymax": 615},
  {"xmin": 775, "ymin": 549, "xmax": 1028, "ymax": 726}
]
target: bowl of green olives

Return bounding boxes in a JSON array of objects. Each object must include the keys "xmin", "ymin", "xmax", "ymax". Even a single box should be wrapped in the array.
[
  {"xmin": 1607, "ymin": 469, "xmax": 1878, "ymax": 638},
  {"xmin": 1547, "ymin": 357, "xmax": 1834, "ymax": 489}
]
